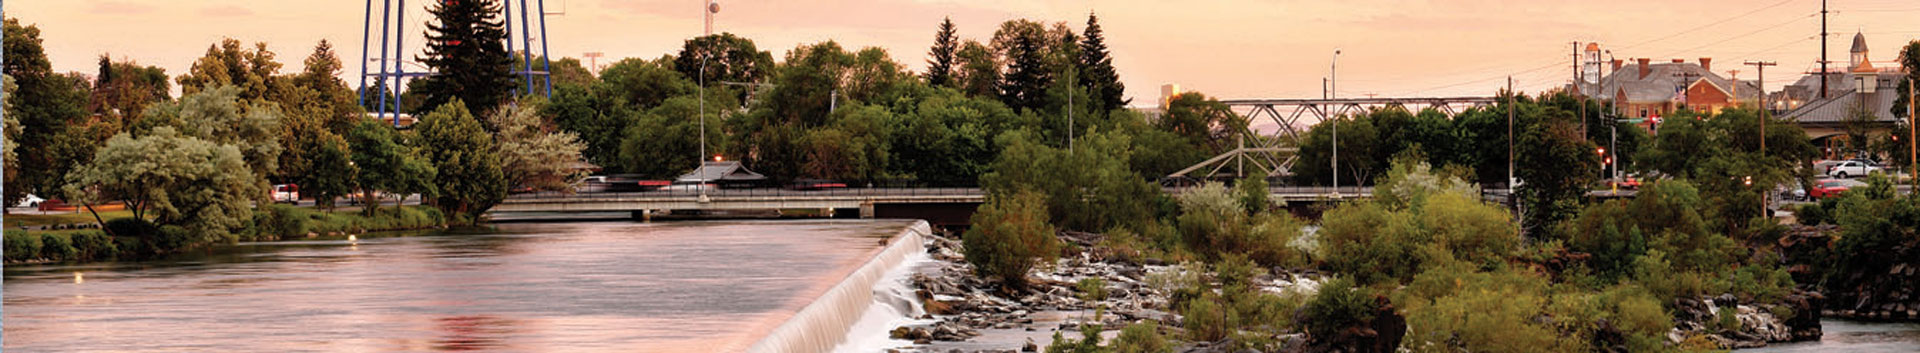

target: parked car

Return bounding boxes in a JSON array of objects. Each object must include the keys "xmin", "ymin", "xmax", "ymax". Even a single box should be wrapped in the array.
[
  {"xmin": 271, "ymin": 184, "xmax": 300, "ymax": 204},
  {"xmin": 12, "ymin": 194, "xmax": 45, "ymax": 208},
  {"xmin": 1827, "ymin": 160, "xmax": 1882, "ymax": 178},
  {"xmin": 1808, "ymin": 179, "xmax": 1865, "ymax": 199}
]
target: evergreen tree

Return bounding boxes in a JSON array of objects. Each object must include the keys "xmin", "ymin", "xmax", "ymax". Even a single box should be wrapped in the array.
[
  {"xmin": 924, "ymin": 17, "xmax": 959, "ymax": 87},
  {"xmin": 1079, "ymin": 12, "xmax": 1128, "ymax": 113},
  {"xmin": 998, "ymin": 26, "xmax": 1051, "ymax": 112},
  {"xmin": 955, "ymin": 40, "xmax": 1000, "ymax": 98},
  {"xmin": 412, "ymin": 0, "xmax": 514, "ymax": 118}
]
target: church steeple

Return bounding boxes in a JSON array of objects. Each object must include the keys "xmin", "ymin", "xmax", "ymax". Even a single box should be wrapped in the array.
[{"xmin": 1850, "ymin": 31, "xmax": 1871, "ymax": 72}]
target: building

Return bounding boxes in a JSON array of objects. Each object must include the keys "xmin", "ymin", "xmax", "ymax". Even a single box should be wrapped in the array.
[
  {"xmin": 1581, "ymin": 57, "xmax": 1762, "ymax": 122},
  {"xmin": 1778, "ymin": 32, "xmax": 1907, "ymax": 158}
]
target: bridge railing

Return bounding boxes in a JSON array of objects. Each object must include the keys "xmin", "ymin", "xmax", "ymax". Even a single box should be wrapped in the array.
[{"xmin": 505, "ymin": 187, "xmax": 987, "ymax": 200}]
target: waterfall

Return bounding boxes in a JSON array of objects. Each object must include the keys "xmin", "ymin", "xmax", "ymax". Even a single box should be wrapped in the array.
[{"xmin": 747, "ymin": 220, "xmax": 931, "ymax": 353}]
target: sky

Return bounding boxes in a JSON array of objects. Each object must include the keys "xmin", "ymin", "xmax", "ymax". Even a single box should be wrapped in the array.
[{"xmin": 8, "ymin": 0, "xmax": 1920, "ymax": 107}]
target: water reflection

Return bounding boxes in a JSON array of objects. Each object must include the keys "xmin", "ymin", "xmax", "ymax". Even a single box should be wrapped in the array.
[{"xmin": 4, "ymin": 220, "xmax": 911, "ymax": 352}]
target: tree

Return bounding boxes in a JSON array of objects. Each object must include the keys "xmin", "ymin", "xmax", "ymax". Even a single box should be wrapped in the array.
[
  {"xmin": 544, "ymin": 84, "xmax": 641, "ymax": 171},
  {"xmin": 293, "ymin": 132, "xmax": 357, "ymax": 211},
  {"xmin": 290, "ymin": 40, "xmax": 363, "ymax": 136},
  {"xmin": 1892, "ymin": 41, "xmax": 1920, "ymax": 119},
  {"xmin": 924, "ymin": 17, "xmax": 959, "ymax": 87},
  {"xmin": 6, "ymin": 18, "xmax": 93, "ymax": 204},
  {"xmin": 886, "ymin": 91, "xmax": 1017, "ymax": 185},
  {"xmin": 983, "ymin": 128, "xmax": 1161, "ymax": 233},
  {"xmin": 954, "ymin": 40, "xmax": 999, "ymax": 98},
  {"xmin": 596, "ymin": 57, "xmax": 694, "ymax": 109},
  {"xmin": 491, "ymin": 100, "xmax": 587, "ymax": 192},
  {"xmin": 177, "ymin": 39, "xmax": 288, "ymax": 101},
  {"xmin": 412, "ymin": 0, "xmax": 514, "ymax": 117},
  {"xmin": 417, "ymin": 100, "xmax": 506, "ymax": 224},
  {"xmin": 673, "ymin": 33, "xmax": 775, "ymax": 88},
  {"xmin": 802, "ymin": 104, "xmax": 896, "ymax": 183},
  {"xmin": 62, "ymin": 127, "xmax": 257, "ymax": 246},
  {"xmin": 3, "ymin": 74, "xmax": 18, "ymax": 207},
  {"xmin": 140, "ymin": 85, "xmax": 285, "ymax": 198},
  {"xmin": 1514, "ymin": 110, "xmax": 1598, "ymax": 239},
  {"xmin": 619, "ymin": 94, "xmax": 734, "ymax": 179},
  {"xmin": 87, "ymin": 55, "xmax": 170, "ymax": 130},
  {"xmin": 1158, "ymin": 92, "xmax": 1246, "ymax": 153},
  {"xmin": 348, "ymin": 118, "xmax": 436, "ymax": 214},
  {"xmin": 996, "ymin": 20, "xmax": 1053, "ymax": 112},
  {"xmin": 1078, "ymin": 12, "xmax": 1127, "ymax": 113},
  {"xmin": 962, "ymin": 189, "xmax": 1060, "ymax": 290}
]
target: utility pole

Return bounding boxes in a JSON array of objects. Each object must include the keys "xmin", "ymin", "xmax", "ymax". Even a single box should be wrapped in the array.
[
  {"xmin": 1068, "ymin": 67, "xmax": 1075, "ymax": 152},
  {"xmin": 1509, "ymin": 76, "xmax": 1520, "ymax": 225},
  {"xmin": 697, "ymin": 0, "xmax": 719, "ymax": 203},
  {"xmin": 1911, "ymin": 77, "xmax": 1917, "ymax": 185},
  {"xmin": 1748, "ymin": 60, "xmax": 1776, "ymax": 218},
  {"xmin": 1821, "ymin": 0, "xmax": 1830, "ymax": 99},
  {"xmin": 1574, "ymin": 41, "xmax": 1586, "ymax": 141}
]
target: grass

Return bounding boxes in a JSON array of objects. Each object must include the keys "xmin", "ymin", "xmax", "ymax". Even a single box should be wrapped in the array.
[{"xmin": 5, "ymin": 210, "xmax": 138, "ymax": 227}]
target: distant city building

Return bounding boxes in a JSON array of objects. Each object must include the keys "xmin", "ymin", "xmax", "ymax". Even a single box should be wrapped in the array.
[
  {"xmin": 1158, "ymin": 83, "xmax": 1183, "ymax": 108},
  {"xmin": 1579, "ymin": 57, "xmax": 1761, "ymax": 123},
  {"xmin": 1778, "ymin": 32, "xmax": 1907, "ymax": 158}
]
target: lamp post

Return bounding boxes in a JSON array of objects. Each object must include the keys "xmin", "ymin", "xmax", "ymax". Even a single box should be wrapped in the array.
[
  {"xmin": 697, "ymin": 0, "xmax": 719, "ymax": 203},
  {"xmin": 1331, "ymin": 48, "xmax": 1341, "ymax": 197}
]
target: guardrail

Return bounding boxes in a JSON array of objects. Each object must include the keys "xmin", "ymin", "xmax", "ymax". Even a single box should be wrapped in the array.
[{"xmin": 505, "ymin": 187, "xmax": 986, "ymax": 200}]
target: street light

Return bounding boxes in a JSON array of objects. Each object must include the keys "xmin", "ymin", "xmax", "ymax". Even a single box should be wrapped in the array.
[
  {"xmin": 697, "ymin": 0, "xmax": 719, "ymax": 203},
  {"xmin": 1331, "ymin": 48, "xmax": 1341, "ymax": 197}
]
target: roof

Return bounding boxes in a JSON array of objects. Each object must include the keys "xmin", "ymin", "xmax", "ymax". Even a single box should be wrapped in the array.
[
  {"xmin": 676, "ymin": 161, "xmax": 767, "ymax": 183},
  {"xmin": 1585, "ymin": 62, "xmax": 1761, "ymax": 104},
  {"xmin": 1780, "ymin": 71, "xmax": 1904, "ymax": 125},
  {"xmin": 1851, "ymin": 32, "xmax": 1869, "ymax": 54}
]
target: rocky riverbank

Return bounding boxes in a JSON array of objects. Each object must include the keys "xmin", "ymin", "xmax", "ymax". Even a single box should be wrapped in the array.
[
  {"xmin": 883, "ymin": 230, "xmax": 1327, "ymax": 353},
  {"xmin": 883, "ymin": 227, "xmax": 1835, "ymax": 352}
]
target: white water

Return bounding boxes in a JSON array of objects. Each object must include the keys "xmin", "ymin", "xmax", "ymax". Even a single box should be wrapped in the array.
[
  {"xmin": 834, "ymin": 246, "xmax": 935, "ymax": 352},
  {"xmin": 747, "ymin": 220, "xmax": 932, "ymax": 353}
]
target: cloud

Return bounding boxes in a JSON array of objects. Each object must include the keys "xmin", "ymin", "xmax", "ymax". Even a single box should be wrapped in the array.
[
  {"xmin": 87, "ymin": 1, "xmax": 157, "ymax": 15},
  {"xmin": 199, "ymin": 5, "xmax": 256, "ymax": 18}
]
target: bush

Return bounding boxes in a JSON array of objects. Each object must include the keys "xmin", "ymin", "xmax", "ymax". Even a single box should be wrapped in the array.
[
  {"xmin": 5, "ymin": 231, "xmax": 43, "ymax": 262},
  {"xmin": 1794, "ymin": 203, "xmax": 1829, "ymax": 226},
  {"xmin": 252, "ymin": 204, "xmax": 312, "ymax": 240},
  {"xmin": 1077, "ymin": 277, "xmax": 1109, "ymax": 302},
  {"xmin": 1181, "ymin": 294, "xmax": 1233, "ymax": 342},
  {"xmin": 962, "ymin": 190, "xmax": 1060, "ymax": 290},
  {"xmin": 69, "ymin": 231, "xmax": 119, "ymax": 261},
  {"xmin": 40, "ymin": 233, "xmax": 78, "ymax": 261},
  {"xmin": 1301, "ymin": 277, "xmax": 1376, "ymax": 339},
  {"xmin": 155, "ymin": 225, "xmax": 198, "ymax": 253},
  {"xmin": 1109, "ymin": 322, "xmax": 1170, "ymax": 353},
  {"xmin": 104, "ymin": 217, "xmax": 159, "ymax": 238}
]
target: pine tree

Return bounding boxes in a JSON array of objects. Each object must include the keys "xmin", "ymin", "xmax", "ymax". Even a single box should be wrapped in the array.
[
  {"xmin": 413, "ymin": 0, "xmax": 514, "ymax": 118},
  {"xmin": 924, "ymin": 17, "xmax": 959, "ymax": 87},
  {"xmin": 1079, "ymin": 12, "xmax": 1128, "ymax": 113},
  {"xmin": 999, "ymin": 28, "xmax": 1051, "ymax": 112}
]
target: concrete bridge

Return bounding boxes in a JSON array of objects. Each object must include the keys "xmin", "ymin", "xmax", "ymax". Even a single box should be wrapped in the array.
[
  {"xmin": 493, "ymin": 186, "xmax": 1384, "ymax": 224},
  {"xmin": 492, "ymin": 186, "xmax": 1640, "ymax": 225}
]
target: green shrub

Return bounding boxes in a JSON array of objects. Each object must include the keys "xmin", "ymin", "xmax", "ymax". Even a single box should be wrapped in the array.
[
  {"xmin": 1110, "ymin": 322, "xmax": 1169, "ymax": 353},
  {"xmin": 253, "ymin": 204, "xmax": 312, "ymax": 239},
  {"xmin": 1794, "ymin": 203, "xmax": 1829, "ymax": 226},
  {"xmin": 104, "ymin": 217, "xmax": 158, "ymax": 238},
  {"xmin": 6, "ymin": 231, "xmax": 44, "ymax": 261},
  {"xmin": 40, "ymin": 233, "xmax": 77, "ymax": 261},
  {"xmin": 962, "ymin": 190, "xmax": 1060, "ymax": 290},
  {"xmin": 1077, "ymin": 277, "xmax": 1109, "ymax": 302},
  {"xmin": 1301, "ymin": 277, "xmax": 1375, "ymax": 339},
  {"xmin": 1181, "ymin": 293, "xmax": 1233, "ymax": 342},
  {"xmin": 155, "ymin": 225, "xmax": 198, "ymax": 253},
  {"xmin": 69, "ymin": 231, "xmax": 119, "ymax": 261}
]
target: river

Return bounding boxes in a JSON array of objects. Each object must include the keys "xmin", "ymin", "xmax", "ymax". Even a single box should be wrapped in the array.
[
  {"xmin": 1737, "ymin": 319, "xmax": 1920, "ymax": 353},
  {"xmin": 3, "ymin": 219, "xmax": 922, "ymax": 352}
]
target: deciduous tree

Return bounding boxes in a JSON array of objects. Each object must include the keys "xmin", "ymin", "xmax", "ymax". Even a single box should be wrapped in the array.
[
  {"xmin": 417, "ymin": 100, "xmax": 506, "ymax": 224},
  {"xmin": 491, "ymin": 100, "xmax": 587, "ymax": 192}
]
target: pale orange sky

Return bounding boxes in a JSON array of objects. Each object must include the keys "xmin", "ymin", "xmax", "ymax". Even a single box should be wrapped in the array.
[{"xmin": 8, "ymin": 0, "xmax": 1920, "ymax": 106}]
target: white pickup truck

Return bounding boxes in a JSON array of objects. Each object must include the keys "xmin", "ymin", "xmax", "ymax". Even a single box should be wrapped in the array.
[{"xmin": 1827, "ymin": 160, "xmax": 1882, "ymax": 178}]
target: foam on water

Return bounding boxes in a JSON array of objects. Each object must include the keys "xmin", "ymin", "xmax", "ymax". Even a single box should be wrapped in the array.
[
  {"xmin": 747, "ymin": 220, "xmax": 932, "ymax": 353},
  {"xmin": 834, "ymin": 246, "xmax": 935, "ymax": 352}
]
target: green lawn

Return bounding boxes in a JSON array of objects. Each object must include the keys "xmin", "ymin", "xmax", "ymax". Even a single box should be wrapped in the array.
[{"xmin": 5, "ymin": 210, "xmax": 137, "ymax": 228}]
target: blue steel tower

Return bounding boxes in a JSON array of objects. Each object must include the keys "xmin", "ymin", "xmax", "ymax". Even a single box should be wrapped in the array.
[{"xmin": 359, "ymin": 0, "xmax": 554, "ymax": 127}]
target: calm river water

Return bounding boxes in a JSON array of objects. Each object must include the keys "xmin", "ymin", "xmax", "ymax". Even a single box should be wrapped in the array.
[{"xmin": 3, "ymin": 219, "xmax": 912, "ymax": 352}]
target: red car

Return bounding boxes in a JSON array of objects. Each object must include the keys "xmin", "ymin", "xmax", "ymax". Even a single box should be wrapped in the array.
[{"xmin": 1808, "ymin": 180, "xmax": 1856, "ymax": 199}]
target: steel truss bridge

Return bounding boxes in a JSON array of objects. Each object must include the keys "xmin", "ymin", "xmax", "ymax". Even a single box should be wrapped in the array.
[{"xmin": 1168, "ymin": 96, "xmax": 1500, "ymax": 181}]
